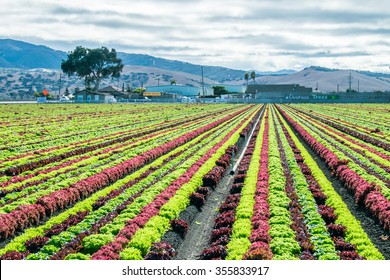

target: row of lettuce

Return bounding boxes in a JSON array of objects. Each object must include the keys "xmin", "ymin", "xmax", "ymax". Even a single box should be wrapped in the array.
[
  {"xmin": 0, "ymin": 104, "xmax": 260, "ymax": 259},
  {"xmin": 279, "ymin": 105, "xmax": 390, "ymax": 233},
  {"xmin": 0, "ymin": 104, "xmax": 225, "ymax": 157},
  {"xmin": 0, "ymin": 106, "xmax": 236, "ymax": 210},
  {"xmin": 196, "ymin": 105, "xmax": 383, "ymax": 260},
  {"xmin": 0, "ymin": 103, "xmax": 386, "ymax": 260}
]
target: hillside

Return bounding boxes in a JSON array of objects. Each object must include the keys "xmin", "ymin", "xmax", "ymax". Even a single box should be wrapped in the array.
[
  {"xmin": 229, "ymin": 66, "xmax": 390, "ymax": 92},
  {"xmin": 0, "ymin": 39, "xmax": 245, "ymax": 82},
  {"xmin": 0, "ymin": 39, "xmax": 67, "ymax": 69},
  {"xmin": 1, "ymin": 39, "xmax": 390, "ymax": 99}
]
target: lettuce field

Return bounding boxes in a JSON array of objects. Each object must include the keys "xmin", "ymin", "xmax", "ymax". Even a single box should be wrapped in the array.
[{"xmin": 0, "ymin": 103, "xmax": 389, "ymax": 260}]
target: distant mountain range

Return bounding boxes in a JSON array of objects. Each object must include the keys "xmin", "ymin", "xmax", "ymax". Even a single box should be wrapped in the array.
[
  {"xmin": 0, "ymin": 39, "xmax": 250, "ymax": 82},
  {"xmin": 0, "ymin": 39, "xmax": 67, "ymax": 69},
  {"xmin": 0, "ymin": 38, "xmax": 389, "ymax": 96}
]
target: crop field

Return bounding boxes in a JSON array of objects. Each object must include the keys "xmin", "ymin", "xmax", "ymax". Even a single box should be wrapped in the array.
[{"xmin": 0, "ymin": 103, "xmax": 388, "ymax": 260}]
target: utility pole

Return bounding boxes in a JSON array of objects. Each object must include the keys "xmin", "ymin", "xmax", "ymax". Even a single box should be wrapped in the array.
[
  {"xmin": 201, "ymin": 66, "xmax": 205, "ymax": 103},
  {"xmin": 58, "ymin": 72, "xmax": 62, "ymax": 98},
  {"xmin": 157, "ymin": 78, "xmax": 160, "ymax": 86},
  {"xmin": 348, "ymin": 72, "xmax": 352, "ymax": 92},
  {"xmin": 358, "ymin": 79, "xmax": 360, "ymax": 93}
]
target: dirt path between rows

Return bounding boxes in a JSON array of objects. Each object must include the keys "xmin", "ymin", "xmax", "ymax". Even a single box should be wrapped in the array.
[{"xmin": 174, "ymin": 170, "xmax": 236, "ymax": 260}]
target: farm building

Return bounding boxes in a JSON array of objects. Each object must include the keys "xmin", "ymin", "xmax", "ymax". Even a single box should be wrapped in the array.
[
  {"xmin": 99, "ymin": 86, "xmax": 129, "ymax": 99},
  {"xmin": 246, "ymin": 84, "xmax": 313, "ymax": 94},
  {"xmin": 74, "ymin": 89, "xmax": 115, "ymax": 103},
  {"xmin": 145, "ymin": 85, "xmax": 212, "ymax": 97},
  {"xmin": 74, "ymin": 86, "xmax": 128, "ymax": 103},
  {"xmin": 211, "ymin": 84, "xmax": 246, "ymax": 94}
]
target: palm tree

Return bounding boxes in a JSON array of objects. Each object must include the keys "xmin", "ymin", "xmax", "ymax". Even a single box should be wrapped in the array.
[
  {"xmin": 250, "ymin": 71, "xmax": 256, "ymax": 84},
  {"xmin": 244, "ymin": 73, "xmax": 249, "ymax": 86}
]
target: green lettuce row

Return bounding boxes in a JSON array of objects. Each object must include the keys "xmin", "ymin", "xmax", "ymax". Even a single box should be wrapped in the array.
[
  {"xmin": 0, "ymin": 113, "xmax": 226, "ymax": 213},
  {"xmin": 277, "ymin": 110, "xmax": 384, "ymax": 260},
  {"xmin": 260, "ymin": 110, "xmax": 300, "ymax": 260},
  {"xmin": 0, "ymin": 113, "xmax": 217, "ymax": 205},
  {"xmin": 0, "ymin": 104, "xmax": 232, "ymax": 160},
  {"xmin": 0, "ymin": 108, "xmax": 219, "ymax": 171},
  {"xmin": 289, "ymin": 104, "xmax": 390, "ymax": 143},
  {"xmin": 226, "ymin": 109, "xmax": 266, "ymax": 260},
  {"xmin": 281, "ymin": 106, "xmax": 390, "ymax": 201},
  {"xmin": 273, "ymin": 107, "xmax": 339, "ymax": 260},
  {"xmin": 291, "ymin": 108, "xmax": 390, "ymax": 169}
]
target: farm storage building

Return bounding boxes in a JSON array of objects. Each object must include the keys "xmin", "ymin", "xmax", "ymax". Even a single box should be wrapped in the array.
[
  {"xmin": 74, "ymin": 86, "xmax": 128, "ymax": 102},
  {"xmin": 211, "ymin": 84, "xmax": 246, "ymax": 93},
  {"xmin": 146, "ymin": 85, "xmax": 212, "ymax": 97},
  {"xmin": 246, "ymin": 84, "xmax": 313, "ymax": 94},
  {"xmin": 74, "ymin": 89, "xmax": 115, "ymax": 103},
  {"xmin": 99, "ymin": 86, "xmax": 129, "ymax": 99}
]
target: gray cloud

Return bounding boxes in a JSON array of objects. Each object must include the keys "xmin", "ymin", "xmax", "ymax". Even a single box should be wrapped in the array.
[
  {"xmin": 0, "ymin": 0, "xmax": 389, "ymax": 72},
  {"xmin": 275, "ymin": 50, "xmax": 371, "ymax": 58}
]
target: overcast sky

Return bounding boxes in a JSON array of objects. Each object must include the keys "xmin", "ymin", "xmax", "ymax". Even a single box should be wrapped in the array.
[{"xmin": 0, "ymin": 0, "xmax": 389, "ymax": 72}]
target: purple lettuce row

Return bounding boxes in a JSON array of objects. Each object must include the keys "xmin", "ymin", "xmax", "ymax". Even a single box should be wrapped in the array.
[
  {"xmin": 44, "ymin": 210, "xmax": 90, "ymax": 238},
  {"xmin": 202, "ymin": 166, "xmax": 225, "ymax": 188},
  {"xmin": 24, "ymin": 236, "xmax": 50, "ymax": 254},
  {"xmin": 191, "ymin": 145, "xmax": 237, "ymax": 207},
  {"xmin": 170, "ymin": 219, "xmax": 189, "ymax": 238},
  {"xmin": 0, "ymin": 204, "xmax": 46, "ymax": 240},
  {"xmin": 276, "ymin": 125, "xmax": 315, "ymax": 259},
  {"xmin": 277, "ymin": 106, "xmax": 390, "ymax": 233},
  {"xmin": 199, "ymin": 192, "xmax": 241, "ymax": 259},
  {"xmin": 239, "ymin": 110, "xmax": 261, "ymax": 139},
  {"xmin": 293, "ymin": 107, "xmax": 390, "ymax": 152},
  {"xmin": 245, "ymin": 112, "xmax": 273, "ymax": 260},
  {"xmin": 3, "ymin": 108, "xmax": 229, "ymax": 177},
  {"xmin": 189, "ymin": 144, "xmax": 238, "ymax": 208},
  {"xmin": 200, "ymin": 245, "xmax": 228, "ymax": 260},
  {"xmin": 0, "ymin": 250, "xmax": 29, "ymax": 260},
  {"xmin": 189, "ymin": 192, "xmax": 207, "ymax": 208},
  {"xmin": 0, "ymin": 156, "xmax": 89, "ymax": 198},
  {"xmin": 230, "ymin": 183, "xmax": 244, "ymax": 194},
  {"xmin": 144, "ymin": 242, "xmax": 177, "ymax": 260}
]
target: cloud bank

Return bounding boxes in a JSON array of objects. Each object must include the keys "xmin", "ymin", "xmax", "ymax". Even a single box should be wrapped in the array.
[{"xmin": 0, "ymin": 0, "xmax": 389, "ymax": 72}]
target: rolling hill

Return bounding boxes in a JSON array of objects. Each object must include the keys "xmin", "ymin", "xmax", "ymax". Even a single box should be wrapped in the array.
[
  {"xmin": 0, "ymin": 39, "xmax": 390, "ymax": 98},
  {"xmin": 230, "ymin": 66, "xmax": 390, "ymax": 92}
]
